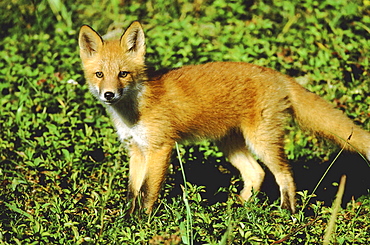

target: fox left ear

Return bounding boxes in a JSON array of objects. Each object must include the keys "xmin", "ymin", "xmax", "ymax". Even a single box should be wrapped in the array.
[
  {"xmin": 120, "ymin": 21, "xmax": 146, "ymax": 57},
  {"xmin": 79, "ymin": 25, "xmax": 104, "ymax": 58}
]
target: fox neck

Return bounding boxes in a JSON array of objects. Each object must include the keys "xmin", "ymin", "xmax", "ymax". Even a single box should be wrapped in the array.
[{"xmin": 107, "ymin": 87, "xmax": 142, "ymax": 127}]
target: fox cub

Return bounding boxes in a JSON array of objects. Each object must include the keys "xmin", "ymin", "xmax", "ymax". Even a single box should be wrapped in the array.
[{"xmin": 79, "ymin": 21, "xmax": 370, "ymax": 214}]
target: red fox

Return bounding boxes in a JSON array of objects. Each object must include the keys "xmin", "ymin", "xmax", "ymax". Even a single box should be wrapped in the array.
[{"xmin": 79, "ymin": 21, "xmax": 370, "ymax": 214}]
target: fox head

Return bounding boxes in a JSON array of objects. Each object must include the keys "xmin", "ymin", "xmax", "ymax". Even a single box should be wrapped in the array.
[{"xmin": 79, "ymin": 21, "xmax": 146, "ymax": 104}]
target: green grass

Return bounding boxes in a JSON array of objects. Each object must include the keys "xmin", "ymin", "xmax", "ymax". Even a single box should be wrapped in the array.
[{"xmin": 1, "ymin": 0, "xmax": 370, "ymax": 244}]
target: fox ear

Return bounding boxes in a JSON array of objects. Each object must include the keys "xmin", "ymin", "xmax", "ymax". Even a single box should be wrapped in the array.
[
  {"xmin": 120, "ymin": 21, "xmax": 145, "ymax": 57},
  {"xmin": 79, "ymin": 25, "xmax": 103, "ymax": 58}
]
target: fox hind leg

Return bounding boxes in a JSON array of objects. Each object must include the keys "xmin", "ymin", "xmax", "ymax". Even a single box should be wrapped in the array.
[
  {"xmin": 217, "ymin": 133, "xmax": 265, "ymax": 202},
  {"xmin": 242, "ymin": 122, "xmax": 296, "ymax": 213}
]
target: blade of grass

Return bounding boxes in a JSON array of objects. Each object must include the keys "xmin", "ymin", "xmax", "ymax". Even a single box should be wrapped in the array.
[
  {"xmin": 175, "ymin": 142, "xmax": 194, "ymax": 245},
  {"xmin": 300, "ymin": 131, "xmax": 353, "ymax": 211},
  {"xmin": 323, "ymin": 175, "xmax": 347, "ymax": 245},
  {"xmin": 4, "ymin": 202, "xmax": 34, "ymax": 221}
]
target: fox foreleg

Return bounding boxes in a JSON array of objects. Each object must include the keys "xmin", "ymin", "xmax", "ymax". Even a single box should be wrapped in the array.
[{"xmin": 126, "ymin": 142, "xmax": 173, "ymax": 214}]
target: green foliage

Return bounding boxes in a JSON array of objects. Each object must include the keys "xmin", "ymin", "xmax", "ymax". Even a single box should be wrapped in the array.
[{"xmin": 0, "ymin": 0, "xmax": 369, "ymax": 244}]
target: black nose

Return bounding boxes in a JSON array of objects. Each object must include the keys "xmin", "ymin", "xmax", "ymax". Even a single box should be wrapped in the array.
[{"xmin": 104, "ymin": 92, "xmax": 115, "ymax": 101}]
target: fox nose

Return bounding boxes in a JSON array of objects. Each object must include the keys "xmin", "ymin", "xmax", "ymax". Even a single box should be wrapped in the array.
[{"xmin": 104, "ymin": 91, "xmax": 115, "ymax": 101}]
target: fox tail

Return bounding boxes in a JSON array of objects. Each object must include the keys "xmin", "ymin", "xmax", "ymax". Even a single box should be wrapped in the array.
[{"xmin": 288, "ymin": 78, "xmax": 370, "ymax": 161}]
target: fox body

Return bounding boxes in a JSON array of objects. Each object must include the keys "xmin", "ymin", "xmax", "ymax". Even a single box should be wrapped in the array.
[{"xmin": 79, "ymin": 21, "xmax": 370, "ymax": 214}]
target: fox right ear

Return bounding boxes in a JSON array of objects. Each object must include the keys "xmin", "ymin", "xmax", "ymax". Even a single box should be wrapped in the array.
[
  {"xmin": 120, "ymin": 21, "xmax": 145, "ymax": 57},
  {"xmin": 79, "ymin": 25, "xmax": 103, "ymax": 57}
]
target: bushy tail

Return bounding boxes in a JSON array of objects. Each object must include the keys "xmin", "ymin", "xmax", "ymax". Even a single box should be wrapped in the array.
[{"xmin": 287, "ymin": 78, "xmax": 370, "ymax": 161}]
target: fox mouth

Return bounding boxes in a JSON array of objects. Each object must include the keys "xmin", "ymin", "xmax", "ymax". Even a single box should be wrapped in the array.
[
  {"xmin": 101, "ymin": 97, "xmax": 121, "ymax": 105},
  {"xmin": 103, "ymin": 100, "xmax": 118, "ymax": 105}
]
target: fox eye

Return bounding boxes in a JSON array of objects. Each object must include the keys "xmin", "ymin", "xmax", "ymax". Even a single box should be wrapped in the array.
[
  {"xmin": 119, "ymin": 71, "xmax": 129, "ymax": 78},
  {"xmin": 95, "ymin": 72, "xmax": 104, "ymax": 78}
]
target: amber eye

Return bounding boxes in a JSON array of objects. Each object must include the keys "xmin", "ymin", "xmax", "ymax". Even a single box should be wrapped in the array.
[
  {"xmin": 95, "ymin": 72, "xmax": 104, "ymax": 78},
  {"xmin": 119, "ymin": 71, "xmax": 129, "ymax": 78}
]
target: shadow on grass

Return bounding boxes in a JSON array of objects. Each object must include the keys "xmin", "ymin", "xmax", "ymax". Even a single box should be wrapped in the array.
[
  {"xmin": 293, "ymin": 152, "xmax": 370, "ymax": 207},
  {"xmin": 167, "ymin": 147, "xmax": 370, "ymax": 209}
]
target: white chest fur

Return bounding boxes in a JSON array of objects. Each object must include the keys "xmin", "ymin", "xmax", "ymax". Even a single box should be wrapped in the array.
[{"xmin": 107, "ymin": 104, "xmax": 148, "ymax": 149}]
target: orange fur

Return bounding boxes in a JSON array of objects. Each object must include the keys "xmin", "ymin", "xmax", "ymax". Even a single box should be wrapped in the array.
[{"xmin": 79, "ymin": 21, "xmax": 370, "ymax": 214}]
